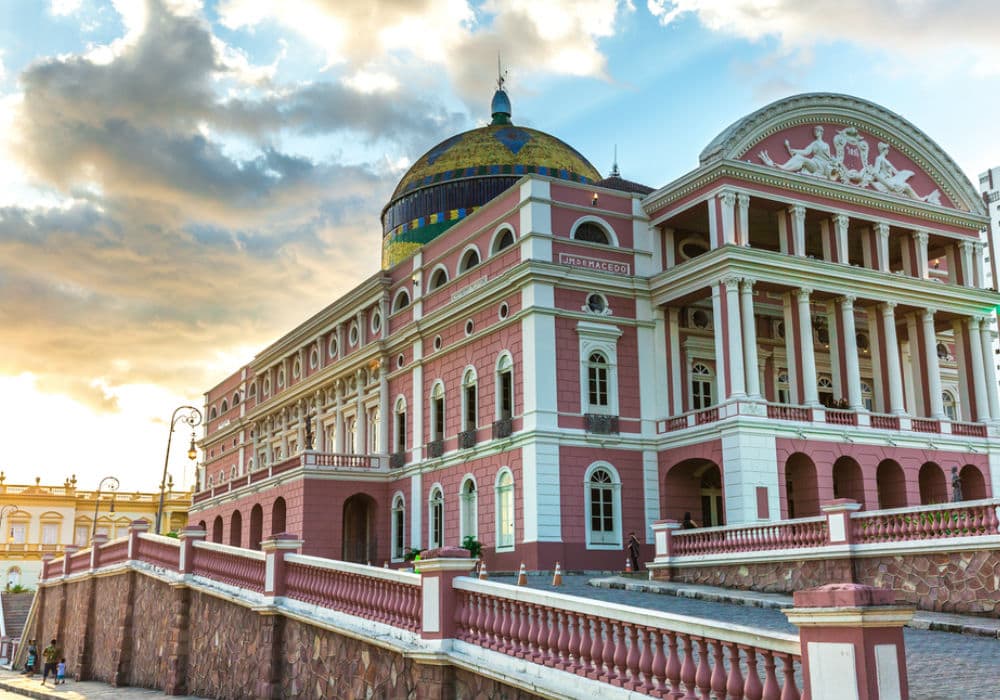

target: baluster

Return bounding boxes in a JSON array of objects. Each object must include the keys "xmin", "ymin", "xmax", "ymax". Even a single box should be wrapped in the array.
[
  {"xmin": 577, "ymin": 614, "xmax": 593, "ymax": 676},
  {"xmin": 501, "ymin": 599, "xmax": 517, "ymax": 653},
  {"xmin": 516, "ymin": 600, "xmax": 530, "ymax": 658},
  {"xmin": 710, "ymin": 639, "xmax": 727, "ymax": 700},
  {"xmin": 565, "ymin": 611, "xmax": 580, "ymax": 672},
  {"xmin": 761, "ymin": 650, "xmax": 781, "ymax": 700},
  {"xmin": 693, "ymin": 638, "xmax": 711, "ymax": 700},
  {"xmin": 987, "ymin": 504, "xmax": 999, "ymax": 534},
  {"xmin": 664, "ymin": 631, "xmax": 683, "ymax": 698},
  {"xmin": 493, "ymin": 598, "xmax": 507, "ymax": 652},
  {"xmin": 679, "ymin": 634, "xmax": 697, "ymax": 700},
  {"xmin": 554, "ymin": 611, "xmax": 569, "ymax": 669},
  {"xmin": 600, "ymin": 620, "xmax": 616, "ymax": 681},
  {"xmin": 637, "ymin": 625, "xmax": 653, "ymax": 692},
  {"xmin": 472, "ymin": 594, "xmax": 486, "ymax": 645},
  {"xmin": 588, "ymin": 617, "xmax": 604, "ymax": 679},
  {"xmin": 725, "ymin": 642, "xmax": 744, "ymax": 700},
  {"xmin": 481, "ymin": 596, "xmax": 495, "ymax": 648},
  {"xmin": 623, "ymin": 623, "xmax": 639, "ymax": 689},
  {"xmin": 743, "ymin": 647, "xmax": 763, "ymax": 700},
  {"xmin": 534, "ymin": 605, "xmax": 549, "ymax": 662},
  {"xmin": 779, "ymin": 654, "xmax": 800, "ymax": 700},
  {"xmin": 546, "ymin": 608, "xmax": 561, "ymax": 666},
  {"xmin": 611, "ymin": 622, "xmax": 627, "ymax": 685},
  {"xmin": 649, "ymin": 629, "xmax": 667, "ymax": 694}
]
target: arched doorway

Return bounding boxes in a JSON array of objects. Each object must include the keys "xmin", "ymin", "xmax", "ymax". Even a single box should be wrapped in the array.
[
  {"xmin": 919, "ymin": 463, "xmax": 947, "ymax": 504},
  {"xmin": 960, "ymin": 465, "xmax": 987, "ymax": 501},
  {"xmin": 832, "ymin": 457, "xmax": 865, "ymax": 506},
  {"xmin": 230, "ymin": 511, "xmax": 242, "ymax": 547},
  {"xmin": 876, "ymin": 460, "xmax": 907, "ymax": 509},
  {"xmin": 342, "ymin": 494, "xmax": 377, "ymax": 564},
  {"xmin": 249, "ymin": 505, "xmax": 263, "ymax": 551},
  {"xmin": 212, "ymin": 516, "xmax": 223, "ymax": 543},
  {"xmin": 663, "ymin": 459, "xmax": 724, "ymax": 527},
  {"xmin": 271, "ymin": 497, "xmax": 287, "ymax": 537},
  {"xmin": 197, "ymin": 520, "xmax": 206, "ymax": 532},
  {"xmin": 785, "ymin": 453, "xmax": 819, "ymax": 518}
]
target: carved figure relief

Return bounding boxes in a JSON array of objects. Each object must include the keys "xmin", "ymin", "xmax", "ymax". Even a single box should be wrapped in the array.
[{"xmin": 759, "ymin": 125, "xmax": 941, "ymax": 205}]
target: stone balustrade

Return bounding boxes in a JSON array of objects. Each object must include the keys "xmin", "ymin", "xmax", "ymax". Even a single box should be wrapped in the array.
[
  {"xmin": 191, "ymin": 540, "xmax": 267, "ymax": 593},
  {"xmin": 135, "ymin": 533, "xmax": 181, "ymax": 572},
  {"xmin": 851, "ymin": 498, "xmax": 1000, "ymax": 543},
  {"xmin": 672, "ymin": 516, "xmax": 828, "ymax": 556}
]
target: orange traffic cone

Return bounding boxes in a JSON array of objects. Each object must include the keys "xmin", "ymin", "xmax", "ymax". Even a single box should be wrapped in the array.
[
  {"xmin": 478, "ymin": 561, "xmax": 489, "ymax": 580},
  {"xmin": 625, "ymin": 556, "xmax": 633, "ymax": 574},
  {"xmin": 551, "ymin": 562, "xmax": 563, "ymax": 587},
  {"xmin": 517, "ymin": 562, "xmax": 528, "ymax": 586}
]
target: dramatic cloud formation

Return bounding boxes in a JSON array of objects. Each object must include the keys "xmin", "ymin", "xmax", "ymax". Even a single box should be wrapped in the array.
[{"xmin": 647, "ymin": 0, "xmax": 1000, "ymax": 76}]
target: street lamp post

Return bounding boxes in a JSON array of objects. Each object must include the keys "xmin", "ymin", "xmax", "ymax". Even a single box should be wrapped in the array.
[
  {"xmin": 156, "ymin": 405, "xmax": 202, "ymax": 534},
  {"xmin": 92, "ymin": 476, "xmax": 119, "ymax": 541}
]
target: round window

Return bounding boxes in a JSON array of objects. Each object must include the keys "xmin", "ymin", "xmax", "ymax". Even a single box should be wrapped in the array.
[
  {"xmin": 498, "ymin": 302, "xmax": 509, "ymax": 320},
  {"xmin": 465, "ymin": 319, "xmax": 474, "ymax": 336},
  {"xmin": 692, "ymin": 310, "xmax": 710, "ymax": 329},
  {"xmin": 328, "ymin": 337, "xmax": 338, "ymax": 358},
  {"xmin": 310, "ymin": 348, "xmax": 319, "ymax": 369},
  {"xmin": 372, "ymin": 311, "xmax": 382, "ymax": 334},
  {"xmin": 434, "ymin": 335, "xmax": 442, "ymax": 351},
  {"xmin": 397, "ymin": 354, "xmax": 405, "ymax": 369},
  {"xmin": 586, "ymin": 294, "xmax": 606, "ymax": 313},
  {"xmin": 349, "ymin": 323, "xmax": 359, "ymax": 346}
]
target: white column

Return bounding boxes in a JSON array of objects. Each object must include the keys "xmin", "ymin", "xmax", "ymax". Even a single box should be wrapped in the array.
[
  {"xmin": 959, "ymin": 241, "xmax": 975, "ymax": 287},
  {"xmin": 740, "ymin": 278, "xmax": 761, "ymax": 398},
  {"xmin": 737, "ymin": 193, "xmax": 750, "ymax": 246},
  {"xmin": 720, "ymin": 191, "xmax": 737, "ymax": 245},
  {"xmin": 914, "ymin": 230, "xmax": 929, "ymax": 279},
  {"xmin": 875, "ymin": 222, "xmax": 890, "ymax": 272},
  {"xmin": 379, "ymin": 364, "xmax": 390, "ymax": 453},
  {"xmin": 881, "ymin": 303, "xmax": 906, "ymax": 415},
  {"xmin": 968, "ymin": 316, "xmax": 991, "ymax": 421},
  {"xmin": 922, "ymin": 309, "xmax": 946, "ymax": 419},
  {"xmin": 668, "ymin": 307, "xmax": 683, "ymax": 414},
  {"xmin": 334, "ymin": 389, "xmax": 345, "ymax": 452},
  {"xmin": 980, "ymin": 323, "xmax": 1000, "ymax": 422},
  {"xmin": 840, "ymin": 296, "xmax": 863, "ymax": 410},
  {"xmin": 796, "ymin": 288, "xmax": 819, "ymax": 406},
  {"xmin": 724, "ymin": 277, "xmax": 746, "ymax": 398},
  {"xmin": 790, "ymin": 204, "xmax": 806, "ymax": 257},
  {"xmin": 974, "ymin": 242, "xmax": 986, "ymax": 288},
  {"xmin": 833, "ymin": 213, "xmax": 850, "ymax": 264},
  {"xmin": 663, "ymin": 227, "xmax": 676, "ymax": 268},
  {"xmin": 355, "ymin": 370, "xmax": 367, "ymax": 453}
]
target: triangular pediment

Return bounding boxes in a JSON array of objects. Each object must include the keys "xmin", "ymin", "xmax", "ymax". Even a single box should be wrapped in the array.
[{"xmin": 699, "ymin": 93, "xmax": 983, "ymax": 215}]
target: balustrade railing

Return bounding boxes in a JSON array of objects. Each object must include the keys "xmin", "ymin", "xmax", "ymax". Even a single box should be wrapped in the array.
[
  {"xmin": 672, "ymin": 517, "xmax": 828, "ymax": 556},
  {"xmin": 952, "ymin": 421, "xmax": 988, "ymax": 437},
  {"xmin": 99, "ymin": 539, "xmax": 130, "ymax": 567},
  {"xmin": 766, "ymin": 404, "xmax": 811, "ymax": 421},
  {"xmin": 869, "ymin": 413, "xmax": 900, "ymax": 430},
  {"xmin": 284, "ymin": 555, "xmax": 421, "ymax": 632},
  {"xmin": 824, "ymin": 408, "xmax": 857, "ymax": 425},
  {"xmin": 190, "ymin": 541, "xmax": 266, "ymax": 593},
  {"xmin": 852, "ymin": 499, "xmax": 1000, "ymax": 544},
  {"xmin": 911, "ymin": 418, "xmax": 940, "ymax": 433},
  {"xmin": 453, "ymin": 579, "xmax": 802, "ymax": 700},
  {"xmin": 67, "ymin": 550, "xmax": 91, "ymax": 575},
  {"xmin": 136, "ymin": 534, "xmax": 181, "ymax": 572},
  {"xmin": 694, "ymin": 407, "xmax": 719, "ymax": 425}
]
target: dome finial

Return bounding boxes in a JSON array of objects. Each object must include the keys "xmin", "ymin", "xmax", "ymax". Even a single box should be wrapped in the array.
[
  {"xmin": 610, "ymin": 144, "xmax": 620, "ymax": 177},
  {"xmin": 491, "ymin": 53, "xmax": 512, "ymax": 126}
]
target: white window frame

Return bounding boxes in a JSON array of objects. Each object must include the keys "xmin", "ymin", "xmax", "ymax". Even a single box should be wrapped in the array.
[
  {"xmin": 430, "ymin": 380, "xmax": 446, "ymax": 443},
  {"xmin": 690, "ymin": 362, "xmax": 714, "ymax": 410},
  {"xmin": 584, "ymin": 462, "xmax": 622, "ymax": 549},
  {"xmin": 459, "ymin": 475, "xmax": 478, "ymax": 543},
  {"xmin": 495, "ymin": 352, "xmax": 515, "ymax": 420},
  {"xmin": 570, "ymin": 215, "xmax": 619, "ymax": 247},
  {"xmin": 461, "ymin": 367, "xmax": 478, "ymax": 432},
  {"xmin": 428, "ymin": 484, "xmax": 444, "ymax": 549},
  {"xmin": 495, "ymin": 468, "xmax": 515, "ymax": 551},
  {"xmin": 428, "ymin": 265, "xmax": 450, "ymax": 291},
  {"xmin": 576, "ymin": 321, "xmax": 623, "ymax": 416},
  {"xmin": 459, "ymin": 244, "xmax": 482, "ymax": 273},
  {"xmin": 394, "ymin": 396, "xmax": 407, "ymax": 453},
  {"xmin": 391, "ymin": 492, "xmax": 406, "ymax": 562},
  {"xmin": 391, "ymin": 288, "xmax": 411, "ymax": 313},
  {"xmin": 490, "ymin": 225, "xmax": 516, "ymax": 255}
]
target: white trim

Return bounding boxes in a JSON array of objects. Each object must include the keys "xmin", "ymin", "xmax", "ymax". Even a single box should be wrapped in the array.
[
  {"xmin": 570, "ymin": 215, "xmax": 620, "ymax": 247},
  {"xmin": 577, "ymin": 321, "xmax": 623, "ymax": 416},
  {"xmin": 390, "ymin": 287, "xmax": 412, "ymax": 313},
  {"xmin": 584, "ymin": 462, "xmax": 623, "ymax": 549},
  {"xmin": 390, "ymin": 491, "xmax": 406, "ymax": 562},
  {"xmin": 427, "ymin": 264, "xmax": 450, "ymax": 291},
  {"xmin": 458, "ymin": 474, "xmax": 478, "ymax": 544},
  {"xmin": 489, "ymin": 224, "xmax": 517, "ymax": 256},
  {"xmin": 494, "ymin": 351, "xmax": 515, "ymax": 421},
  {"xmin": 458, "ymin": 244, "xmax": 482, "ymax": 273},
  {"xmin": 494, "ymin": 467, "xmax": 516, "ymax": 552},
  {"xmin": 427, "ymin": 482, "xmax": 445, "ymax": 549}
]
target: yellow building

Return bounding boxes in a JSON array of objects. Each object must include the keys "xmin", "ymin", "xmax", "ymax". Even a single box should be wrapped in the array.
[{"xmin": 0, "ymin": 473, "xmax": 191, "ymax": 588}]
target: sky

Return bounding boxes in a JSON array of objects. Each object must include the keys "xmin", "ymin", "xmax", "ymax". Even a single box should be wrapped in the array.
[{"xmin": 2, "ymin": 0, "xmax": 1000, "ymax": 493}]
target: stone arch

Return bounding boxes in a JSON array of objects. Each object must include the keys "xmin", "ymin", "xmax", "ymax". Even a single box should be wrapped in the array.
[
  {"xmin": 785, "ymin": 452, "xmax": 819, "ymax": 518},
  {"xmin": 918, "ymin": 462, "xmax": 947, "ymax": 505},
  {"xmin": 230, "ymin": 510, "xmax": 242, "ymax": 547},
  {"xmin": 212, "ymin": 516, "xmax": 223, "ymax": 543},
  {"xmin": 876, "ymin": 459, "xmax": 907, "ymax": 510},
  {"xmin": 664, "ymin": 459, "xmax": 724, "ymax": 527},
  {"xmin": 960, "ymin": 465, "xmax": 987, "ymax": 501},
  {"xmin": 343, "ymin": 493, "xmax": 377, "ymax": 564},
  {"xmin": 832, "ymin": 456, "xmax": 865, "ymax": 506},
  {"xmin": 271, "ymin": 497, "xmax": 287, "ymax": 536},
  {"xmin": 249, "ymin": 504, "xmax": 264, "ymax": 551}
]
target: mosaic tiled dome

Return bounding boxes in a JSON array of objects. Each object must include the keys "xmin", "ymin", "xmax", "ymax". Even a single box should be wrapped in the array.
[{"xmin": 380, "ymin": 90, "xmax": 600, "ymax": 268}]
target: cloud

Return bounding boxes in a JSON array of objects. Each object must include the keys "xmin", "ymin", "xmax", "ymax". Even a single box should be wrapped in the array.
[{"xmin": 646, "ymin": 1, "xmax": 1000, "ymax": 77}]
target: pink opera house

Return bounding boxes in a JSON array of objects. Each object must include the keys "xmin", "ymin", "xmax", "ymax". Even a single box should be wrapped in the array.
[{"xmin": 190, "ymin": 89, "xmax": 1000, "ymax": 575}]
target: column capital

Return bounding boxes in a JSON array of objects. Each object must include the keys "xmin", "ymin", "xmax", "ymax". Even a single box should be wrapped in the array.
[
  {"xmin": 836, "ymin": 294, "xmax": 857, "ymax": 308},
  {"xmin": 971, "ymin": 315, "xmax": 985, "ymax": 328},
  {"xmin": 736, "ymin": 192, "xmax": 750, "ymax": 208},
  {"xmin": 740, "ymin": 276, "xmax": 756, "ymax": 291},
  {"xmin": 913, "ymin": 230, "xmax": 929, "ymax": 244},
  {"xmin": 958, "ymin": 240, "xmax": 975, "ymax": 252},
  {"xmin": 795, "ymin": 287, "xmax": 812, "ymax": 301},
  {"xmin": 721, "ymin": 275, "xmax": 741, "ymax": 290},
  {"xmin": 880, "ymin": 301, "xmax": 897, "ymax": 315},
  {"xmin": 720, "ymin": 190, "xmax": 737, "ymax": 207},
  {"xmin": 921, "ymin": 308, "xmax": 937, "ymax": 320},
  {"xmin": 875, "ymin": 222, "xmax": 890, "ymax": 238},
  {"xmin": 832, "ymin": 212, "xmax": 849, "ymax": 228},
  {"xmin": 789, "ymin": 203, "xmax": 806, "ymax": 221}
]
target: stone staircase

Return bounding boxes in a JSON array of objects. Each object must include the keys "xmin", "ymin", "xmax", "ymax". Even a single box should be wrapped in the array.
[{"xmin": 0, "ymin": 592, "xmax": 34, "ymax": 641}]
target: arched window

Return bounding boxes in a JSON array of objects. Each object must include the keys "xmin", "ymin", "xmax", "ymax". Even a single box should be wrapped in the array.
[
  {"xmin": 691, "ymin": 363, "xmax": 713, "ymax": 410},
  {"xmin": 368, "ymin": 408, "xmax": 380, "ymax": 453},
  {"xmin": 232, "ymin": 391, "xmax": 240, "ymax": 406},
  {"xmin": 587, "ymin": 352, "xmax": 610, "ymax": 410},
  {"xmin": 210, "ymin": 406, "xmax": 218, "ymax": 420},
  {"xmin": 459, "ymin": 477, "xmax": 477, "ymax": 542},
  {"xmin": 943, "ymin": 391, "xmax": 958, "ymax": 420},
  {"xmin": 496, "ymin": 469, "xmax": 515, "ymax": 550},
  {"xmin": 574, "ymin": 222, "xmax": 611, "ymax": 245},
  {"xmin": 429, "ymin": 486, "xmax": 444, "ymax": 549},
  {"xmin": 492, "ymin": 227, "xmax": 515, "ymax": 254},
  {"xmin": 496, "ymin": 353, "xmax": 514, "ymax": 421},
  {"xmin": 429, "ymin": 267, "xmax": 449, "ymax": 291},
  {"xmin": 391, "ymin": 494, "xmax": 405, "ymax": 561},
  {"xmin": 394, "ymin": 397, "xmax": 407, "ymax": 454},
  {"xmin": 263, "ymin": 378, "xmax": 271, "ymax": 396},
  {"xmin": 462, "ymin": 368, "xmax": 478, "ymax": 433},
  {"xmin": 777, "ymin": 372, "xmax": 790, "ymax": 405},
  {"xmin": 392, "ymin": 289, "xmax": 411, "ymax": 312},
  {"xmin": 347, "ymin": 417, "xmax": 357, "ymax": 454},
  {"xmin": 6, "ymin": 567, "xmax": 21, "ymax": 588},
  {"xmin": 221, "ymin": 399, "xmax": 228, "ymax": 413},
  {"xmin": 586, "ymin": 464, "xmax": 621, "ymax": 548},
  {"xmin": 248, "ymin": 383, "xmax": 257, "ymax": 399},
  {"xmin": 459, "ymin": 247, "xmax": 481, "ymax": 273},
  {"xmin": 818, "ymin": 376, "xmax": 834, "ymax": 407},
  {"xmin": 430, "ymin": 382, "xmax": 445, "ymax": 443},
  {"xmin": 861, "ymin": 381, "xmax": 874, "ymax": 411}
]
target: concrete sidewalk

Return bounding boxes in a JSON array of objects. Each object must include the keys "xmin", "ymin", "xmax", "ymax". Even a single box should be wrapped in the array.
[
  {"xmin": 590, "ymin": 575, "xmax": 1000, "ymax": 638},
  {"xmin": 0, "ymin": 669, "xmax": 205, "ymax": 699}
]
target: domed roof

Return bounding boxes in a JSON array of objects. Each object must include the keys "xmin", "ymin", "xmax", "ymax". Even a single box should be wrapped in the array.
[{"xmin": 380, "ymin": 88, "xmax": 600, "ymax": 268}]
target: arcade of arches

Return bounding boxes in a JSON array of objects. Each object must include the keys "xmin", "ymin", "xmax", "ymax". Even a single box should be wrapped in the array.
[{"xmin": 198, "ymin": 496, "xmax": 288, "ymax": 551}]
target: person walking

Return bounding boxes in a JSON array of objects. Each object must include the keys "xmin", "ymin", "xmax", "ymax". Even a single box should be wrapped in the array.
[
  {"xmin": 55, "ymin": 658, "xmax": 67, "ymax": 685},
  {"xmin": 40, "ymin": 639, "xmax": 59, "ymax": 685},
  {"xmin": 626, "ymin": 531, "xmax": 641, "ymax": 572},
  {"xmin": 23, "ymin": 639, "xmax": 37, "ymax": 676}
]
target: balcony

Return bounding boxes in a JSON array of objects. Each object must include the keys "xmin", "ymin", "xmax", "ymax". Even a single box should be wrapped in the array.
[
  {"xmin": 389, "ymin": 452, "xmax": 406, "ymax": 469},
  {"xmin": 458, "ymin": 429, "xmax": 477, "ymax": 449},
  {"xmin": 584, "ymin": 413, "xmax": 619, "ymax": 435},
  {"xmin": 492, "ymin": 417, "xmax": 513, "ymax": 439},
  {"xmin": 428, "ymin": 440, "xmax": 445, "ymax": 458}
]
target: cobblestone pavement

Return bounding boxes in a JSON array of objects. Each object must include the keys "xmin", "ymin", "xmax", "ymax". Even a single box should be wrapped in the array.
[{"xmin": 493, "ymin": 573, "xmax": 1000, "ymax": 700}]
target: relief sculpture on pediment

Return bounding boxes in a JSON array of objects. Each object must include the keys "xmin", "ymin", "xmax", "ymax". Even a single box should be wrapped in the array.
[{"xmin": 759, "ymin": 124, "xmax": 941, "ymax": 205}]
